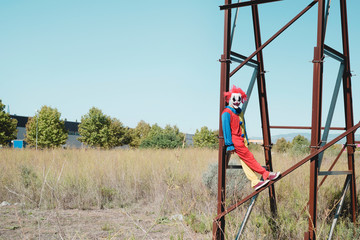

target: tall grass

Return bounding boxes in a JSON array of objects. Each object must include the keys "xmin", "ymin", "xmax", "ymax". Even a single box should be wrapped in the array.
[{"xmin": 0, "ymin": 148, "xmax": 359, "ymax": 239}]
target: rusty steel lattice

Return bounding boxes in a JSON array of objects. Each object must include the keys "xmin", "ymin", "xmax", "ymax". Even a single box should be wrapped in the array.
[{"xmin": 213, "ymin": 0, "xmax": 358, "ymax": 240}]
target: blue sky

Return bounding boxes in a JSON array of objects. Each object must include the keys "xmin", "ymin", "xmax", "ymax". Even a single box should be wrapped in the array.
[{"xmin": 0, "ymin": 1, "xmax": 359, "ymax": 137}]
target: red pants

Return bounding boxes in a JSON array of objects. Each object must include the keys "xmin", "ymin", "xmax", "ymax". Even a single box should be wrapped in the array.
[{"xmin": 233, "ymin": 136, "xmax": 269, "ymax": 180}]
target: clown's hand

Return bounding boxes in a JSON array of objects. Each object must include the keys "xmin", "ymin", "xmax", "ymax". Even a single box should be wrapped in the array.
[{"xmin": 226, "ymin": 145, "xmax": 235, "ymax": 153}]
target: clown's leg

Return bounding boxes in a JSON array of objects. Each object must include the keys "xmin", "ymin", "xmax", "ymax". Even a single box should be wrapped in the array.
[
  {"xmin": 235, "ymin": 144, "xmax": 270, "ymax": 180},
  {"xmin": 240, "ymin": 159, "xmax": 260, "ymax": 188}
]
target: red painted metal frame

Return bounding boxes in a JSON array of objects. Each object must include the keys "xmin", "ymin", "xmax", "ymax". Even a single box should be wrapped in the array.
[
  {"xmin": 339, "ymin": 0, "xmax": 357, "ymax": 225},
  {"xmin": 213, "ymin": 121, "xmax": 360, "ymax": 222},
  {"xmin": 213, "ymin": 0, "xmax": 231, "ymax": 238},
  {"xmin": 270, "ymin": 126, "xmax": 345, "ymax": 130},
  {"xmin": 250, "ymin": 2, "xmax": 277, "ymax": 215},
  {"xmin": 214, "ymin": 0, "xmax": 357, "ymax": 239},
  {"xmin": 219, "ymin": 0, "xmax": 282, "ymax": 10},
  {"xmin": 307, "ymin": 0, "xmax": 325, "ymax": 238}
]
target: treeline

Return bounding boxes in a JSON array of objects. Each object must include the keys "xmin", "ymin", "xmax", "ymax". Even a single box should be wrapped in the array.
[
  {"xmin": 0, "ymin": 100, "xmax": 219, "ymax": 149},
  {"xmin": 2, "ymin": 99, "xmax": 339, "ymax": 152}
]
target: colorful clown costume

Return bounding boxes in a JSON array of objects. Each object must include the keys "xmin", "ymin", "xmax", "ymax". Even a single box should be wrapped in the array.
[{"xmin": 222, "ymin": 85, "xmax": 280, "ymax": 190}]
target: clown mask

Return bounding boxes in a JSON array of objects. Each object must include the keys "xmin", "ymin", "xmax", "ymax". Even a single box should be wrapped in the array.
[
  {"xmin": 229, "ymin": 93, "xmax": 242, "ymax": 109},
  {"xmin": 224, "ymin": 85, "xmax": 247, "ymax": 109}
]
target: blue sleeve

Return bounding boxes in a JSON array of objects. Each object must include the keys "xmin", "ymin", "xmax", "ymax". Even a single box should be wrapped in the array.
[{"xmin": 221, "ymin": 112, "xmax": 234, "ymax": 151}]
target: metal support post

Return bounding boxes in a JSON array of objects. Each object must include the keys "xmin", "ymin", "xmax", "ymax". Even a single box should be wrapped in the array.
[
  {"xmin": 242, "ymin": 68, "xmax": 258, "ymax": 113},
  {"xmin": 339, "ymin": 0, "xmax": 357, "ymax": 224},
  {"xmin": 213, "ymin": 1, "xmax": 231, "ymax": 239},
  {"xmin": 327, "ymin": 175, "xmax": 351, "ymax": 240},
  {"xmin": 235, "ymin": 194, "xmax": 259, "ymax": 240},
  {"xmin": 251, "ymin": 3, "xmax": 277, "ymax": 216},
  {"xmin": 318, "ymin": 63, "xmax": 345, "ymax": 167},
  {"xmin": 307, "ymin": 0, "xmax": 325, "ymax": 239}
]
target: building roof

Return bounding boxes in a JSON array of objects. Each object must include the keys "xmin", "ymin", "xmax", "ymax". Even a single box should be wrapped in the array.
[
  {"xmin": 10, "ymin": 115, "xmax": 79, "ymax": 132},
  {"xmin": 10, "ymin": 115, "xmax": 29, "ymax": 128}
]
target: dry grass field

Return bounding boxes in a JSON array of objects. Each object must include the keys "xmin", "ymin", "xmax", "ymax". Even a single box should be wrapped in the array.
[{"xmin": 0, "ymin": 148, "xmax": 359, "ymax": 239}]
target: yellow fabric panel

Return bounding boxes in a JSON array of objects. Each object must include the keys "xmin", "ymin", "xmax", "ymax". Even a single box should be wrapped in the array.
[
  {"xmin": 239, "ymin": 111, "xmax": 248, "ymax": 147},
  {"xmin": 240, "ymin": 159, "xmax": 260, "ymax": 187}
]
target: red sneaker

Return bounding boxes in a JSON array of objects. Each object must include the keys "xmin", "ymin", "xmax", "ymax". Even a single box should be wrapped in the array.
[
  {"xmin": 253, "ymin": 180, "xmax": 270, "ymax": 191},
  {"xmin": 267, "ymin": 172, "xmax": 281, "ymax": 181}
]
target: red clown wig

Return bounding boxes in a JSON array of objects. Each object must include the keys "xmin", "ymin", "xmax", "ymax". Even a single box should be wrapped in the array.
[{"xmin": 224, "ymin": 85, "xmax": 247, "ymax": 103}]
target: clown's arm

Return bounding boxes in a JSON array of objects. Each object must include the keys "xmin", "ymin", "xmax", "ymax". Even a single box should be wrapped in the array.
[{"xmin": 221, "ymin": 111, "xmax": 235, "ymax": 152}]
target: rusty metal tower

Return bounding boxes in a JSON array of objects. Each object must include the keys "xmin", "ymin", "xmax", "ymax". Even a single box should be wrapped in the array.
[{"xmin": 213, "ymin": 0, "xmax": 359, "ymax": 239}]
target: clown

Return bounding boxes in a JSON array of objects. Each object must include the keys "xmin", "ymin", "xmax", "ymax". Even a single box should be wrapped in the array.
[{"xmin": 222, "ymin": 85, "xmax": 280, "ymax": 190}]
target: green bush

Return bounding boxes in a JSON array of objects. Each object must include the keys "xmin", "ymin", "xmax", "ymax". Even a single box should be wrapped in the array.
[
  {"xmin": 193, "ymin": 126, "xmax": 218, "ymax": 149},
  {"xmin": 185, "ymin": 212, "xmax": 212, "ymax": 234},
  {"xmin": 290, "ymin": 135, "xmax": 310, "ymax": 156},
  {"xmin": 274, "ymin": 137, "xmax": 291, "ymax": 153},
  {"xmin": 140, "ymin": 124, "xmax": 184, "ymax": 149}
]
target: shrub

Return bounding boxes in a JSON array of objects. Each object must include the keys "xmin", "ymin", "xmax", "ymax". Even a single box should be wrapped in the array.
[
  {"xmin": 193, "ymin": 126, "xmax": 218, "ymax": 149},
  {"xmin": 290, "ymin": 135, "xmax": 310, "ymax": 156},
  {"xmin": 202, "ymin": 160, "xmax": 248, "ymax": 200},
  {"xmin": 140, "ymin": 124, "xmax": 184, "ymax": 149},
  {"xmin": 273, "ymin": 137, "xmax": 291, "ymax": 153},
  {"xmin": 185, "ymin": 212, "xmax": 212, "ymax": 234}
]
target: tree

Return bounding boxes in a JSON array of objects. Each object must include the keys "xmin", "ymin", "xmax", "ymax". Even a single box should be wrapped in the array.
[
  {"xmin": 290, "ymin": 135, "xmax": 310, "ymax": 155},
  {"xmin": 78, "ymin": 107, "xmax": 129, "ymax": 148},
  {"xmin": 0, "ymin": 100, "xmax": 18, "ymax": 146},
  {"xmin": 128, "ymin": 120, "xmax": 151, "ymax": 148},
  {"xmin": 273, "ymin": 137, "xmax": 291, "ymax": 153},
  {"xmin": 193, "ymin": 126, "xmax": 218, "ymax": 149},
  {"xmin": 109, "ymin": 118, "xmax": 131, "ymax": 147},
  {"xmin": 140, "ymin": 124, "xmax": 184, "ymax": 149},
  {"xmin": 25, "ymin": 106, "xmax": 68, "ymax": 148}
]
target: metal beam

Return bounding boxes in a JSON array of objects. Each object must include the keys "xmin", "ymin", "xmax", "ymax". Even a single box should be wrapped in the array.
[
  {"xmin": 339, "ymin": 0, "xmax": 357, "ymax": 224},
  {"xmin": 307, "ymin": 0, "xmax": 326, "ymax": 237},
  {"xmin": 231, "ymin": 51, "xmax": 260, "ymax": 65},
  {"xmin": 230, "ymin": 0, "xmax": 241, "ymax": 48},
  {"xmin": 235, "ymin": 194, "xmax": 259, "ymax": 239},
  {"xmin": 270, "ymin": 126, "xmax": 345, "ymax": 130},
  {"xmin": 318, "ymin": 63, "xmax": 345, "ymax": 168},
  {"xmin": 318, "ymin": 171, "xmax": 352, "ymax": 176},
  {"xmin": 242, "ymin": 68, "xmax": 258, "ymax": 113},
  {"xmin": 324, "ymin": 44, "xmax": 345, "ymax": 60},
  {"xmin": 324, "ymin": 44, "xmax": 345, "ymax": 63},
  {"xmin": 213, "ymin": 0, "xmax": 232, "ymax": 238},
  {"xmin": 230, "ymin": 57, "xmax": 259, "ymax": 69},
  {"xmin": 220, "ymin": 0, "xmax": 282, "ymax": 10},
  {"xmin": 323, "ymin": 0, "xmax": 331, "ymax": 38},
  {"xmin": 251, "ymin": 1, "xmax": 277, "ymax": 216},
  {"xmin": 327, "ymin": 175, "xmax": 351, "ymax": 240}
]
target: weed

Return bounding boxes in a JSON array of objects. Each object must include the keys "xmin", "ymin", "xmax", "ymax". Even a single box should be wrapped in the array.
[
  {"xmin": 170, "ymin": 232, "xmax": 184, "ymax": 240},
  {"xmin": 101, "ymin": 222, "xmax": 114, "ymax": 232},
  {"xmin": 185, "ymin": 212, "xmax": 212, "ymax": 234}
]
